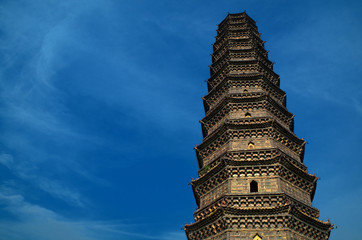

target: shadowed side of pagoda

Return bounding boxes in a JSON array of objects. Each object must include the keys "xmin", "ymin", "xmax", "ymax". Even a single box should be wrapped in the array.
[{"xmin": 183, "ymin": 12, "xmax": 333, "ymax": 240}]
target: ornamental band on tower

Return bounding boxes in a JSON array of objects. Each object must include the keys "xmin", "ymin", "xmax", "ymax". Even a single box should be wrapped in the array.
[{"xmin": 183, "ymin": 12, "xmax": 334, "ymax": 240}]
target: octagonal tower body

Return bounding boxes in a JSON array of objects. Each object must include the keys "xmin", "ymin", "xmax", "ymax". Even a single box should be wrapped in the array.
[{"xmin": 184, "ymin": 12, "xmax": 333, "ymax": 240}]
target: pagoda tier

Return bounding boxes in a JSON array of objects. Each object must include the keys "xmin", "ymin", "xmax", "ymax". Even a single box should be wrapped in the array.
[
  {"xmin": 212, "ymin": 39, "xmax": 269, "ymax": 68},
  {"xmin": 201, "ymin": 94, "xmax": 294, "ymax": 136},
  {"xmin": 185, "ymin": 206, "xmax": 332, "ymax": 240},
  {"xmin": 184, "ymin": 12, "xmax": 333, "ymax": 240},
  {"xmin": 207, "ymin": 58, "xmax": 280, "ymax": 90},
  {"xmin": 191, "ymin": 156, "xmax": 317, "ymax": 208},
  {"xmin": 202, "ymin": 75, "xmax": 287, "ymax": 112},
  {"xmin": 211, "ymin": 48, "xmax": 273, "ymax": 75},
  {"xmin": 196, "ymin": 121, "xmax": 306, "ymax": 167}
]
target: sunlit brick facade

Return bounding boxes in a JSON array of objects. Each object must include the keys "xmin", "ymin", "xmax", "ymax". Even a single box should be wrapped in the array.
[{"xmin": 183, "ymin": 12, "xmax": 333, "ymax": 240}]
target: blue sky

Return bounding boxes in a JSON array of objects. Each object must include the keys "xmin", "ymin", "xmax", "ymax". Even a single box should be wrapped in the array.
[{"xmin": 0, "ymin": 0, "xmax": 361, "ymax": 239}]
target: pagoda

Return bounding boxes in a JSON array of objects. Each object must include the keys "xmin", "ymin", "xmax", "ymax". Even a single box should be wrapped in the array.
[{"xmin": 183, "ymin": 12, "xmax": 333, "ymax": 240}]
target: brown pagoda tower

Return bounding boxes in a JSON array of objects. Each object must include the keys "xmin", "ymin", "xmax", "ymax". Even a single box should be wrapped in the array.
[{"xmin": 183, "ymin": 12, "xmax": 333, "ymax": 240}]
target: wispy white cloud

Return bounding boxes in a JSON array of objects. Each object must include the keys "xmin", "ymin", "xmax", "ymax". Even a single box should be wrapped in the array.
[
  {"xmin": 0, "ymin": 153, "xmax": 13, "ymax": 168},
  {"xmin": 0, "ymin": 187, "xmax": 186, "ymax": 240},
  {"xmin": 0, "ymin": 0, "xmax": 109, "ymax": 207},
  {"xmin": 0, "ymin": 196, "xmax": 96, "ymax": 240},
  {"xmin": 0, "ymin": 189, "xmax": 91, "ymax": 240},
  {"xmin": 0, "ymin": 152, "xmax": 85, "ymax": 207},
  {"xmin": 0, "ymin": 2, "xmax": 192, "ymax": 238}
]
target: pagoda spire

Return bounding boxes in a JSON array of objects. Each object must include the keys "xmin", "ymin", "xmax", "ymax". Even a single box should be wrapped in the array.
[{"xmin": 184, "ymin": 12, "xmax": 333, "ymax": 240}]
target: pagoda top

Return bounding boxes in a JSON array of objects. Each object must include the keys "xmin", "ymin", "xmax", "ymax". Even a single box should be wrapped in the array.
[{"xmin": 218, "ymin": 11, "xmax": 256, "ymax": 28}]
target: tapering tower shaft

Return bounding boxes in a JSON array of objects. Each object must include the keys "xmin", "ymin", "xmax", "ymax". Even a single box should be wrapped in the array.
[{"xmin": 184, "ymin": 12, "xmax": 333, "ymax": 240}]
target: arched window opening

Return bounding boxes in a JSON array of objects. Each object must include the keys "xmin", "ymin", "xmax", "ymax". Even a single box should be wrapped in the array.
[
  {"xmin": 244, "ymin": 89, "xmax": 248, "ymax": 93},
  {"xmin": 250, "ymin": 180, "xmax": 258, "ymax": 193},
  {"xmin": 248, "ymin": 142, "xmax": 254, "ymax": 149},
  {"xmin": 253, "ymin": 234, "xmax": 262, "ymax": 240},
  {"xmin": 245, "ymin": 112, "xmax": 251, "ymax": 118}
]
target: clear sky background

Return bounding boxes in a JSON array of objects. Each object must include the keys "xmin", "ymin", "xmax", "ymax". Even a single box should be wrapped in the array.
[{"xmin": 0, "ymin": 0, "xmax": 361, "ymax": 239}]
